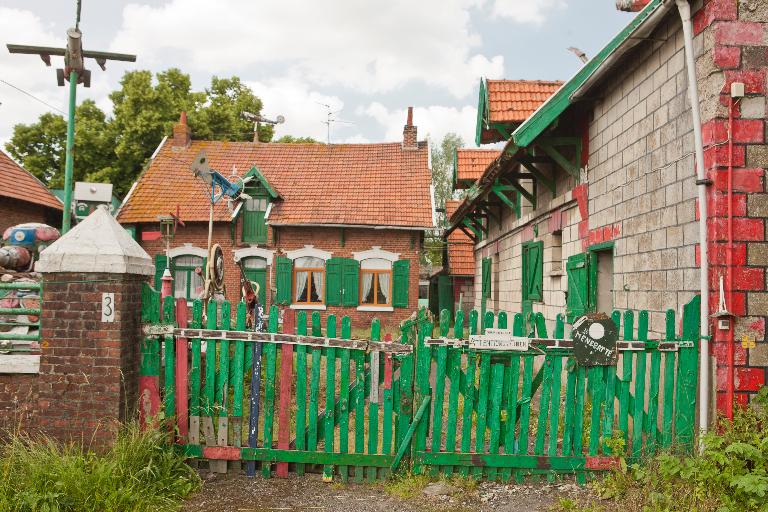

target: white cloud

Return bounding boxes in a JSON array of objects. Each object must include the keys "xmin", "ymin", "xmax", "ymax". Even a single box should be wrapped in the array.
[
  {"xmin": 360, "ymin": 102, "xmax": 478, "ymax": 148},
  {"xmin": 247, "ymin": 78, "xmax": 354, "ymax": 143},
  {"xmin": 490, "ymin": 0, "xmax": 566, "ymax": 24},
  {"xmin": 111, "ymin": 0, "xmax": 504, "ymax": 99}
]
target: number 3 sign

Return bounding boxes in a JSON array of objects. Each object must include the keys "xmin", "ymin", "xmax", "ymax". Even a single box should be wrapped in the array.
[{"xmin": 102, "ymin": 293, "xmax": 115, "ymax": 322}]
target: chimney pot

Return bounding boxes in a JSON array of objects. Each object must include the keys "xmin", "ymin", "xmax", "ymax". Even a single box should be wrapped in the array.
[{"xmin": 172, "ymin": 111, "xmax": 192, "ymax": 148}]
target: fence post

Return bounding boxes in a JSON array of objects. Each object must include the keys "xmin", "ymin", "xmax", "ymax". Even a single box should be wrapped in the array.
[
  {"xmin": 35, "ymin": 207, "xmax": 154, "ymax": 447},
  {"xmin": 675, "ymin": 295, "xmax": 700, "ymax": 452}
]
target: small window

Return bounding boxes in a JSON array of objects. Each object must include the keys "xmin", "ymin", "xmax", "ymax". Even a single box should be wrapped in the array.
[
  {"xmin": 173, "ymin": 255, "xmax": 204, "ymax": 300},
  {"xmin": 242, "ymin": 196, "xmax": 269, "ymax": 243},
  {"xmin": 294, "ymin": 256, "xmax": 325, "ymax": 305},
  {"xmin": 360, "ymin": 258, "xmax": 392, "ymax": 306}
]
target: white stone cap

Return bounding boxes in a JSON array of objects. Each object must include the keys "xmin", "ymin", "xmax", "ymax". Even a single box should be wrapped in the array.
[{"xmin": 37, "ymin": 206, "xmax": 153, "ymax": 275}]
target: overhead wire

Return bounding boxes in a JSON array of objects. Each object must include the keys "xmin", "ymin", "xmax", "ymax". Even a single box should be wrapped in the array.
[{"xmin": 0, "ymin": 79, "xmax": 67, "ymax": 115}]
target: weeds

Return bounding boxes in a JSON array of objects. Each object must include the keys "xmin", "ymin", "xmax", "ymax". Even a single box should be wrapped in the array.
[
  {"xmin": 383, "ymin": 471, "xmax": 478, "ymax": 501},
  {"xmin": 0, "ymin": 422, "xmax": 200, "ymax": 512}
]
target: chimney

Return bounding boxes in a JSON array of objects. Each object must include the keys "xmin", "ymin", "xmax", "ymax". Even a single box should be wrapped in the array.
[
  {"xmin": 402, "ymin": 106, "xmax": 418, "ymax": 150},
  {"xmin": 172, "ymin": 111, "xmax": 192, "ymax": 148},
  {"xmin": 615, "ymin": 0, "xmax": 651, "ymax": 11}
]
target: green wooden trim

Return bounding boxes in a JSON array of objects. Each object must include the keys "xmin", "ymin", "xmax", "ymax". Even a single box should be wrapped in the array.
[
  {"xmin": 587, "ymin": 241, "xmax": 615, "ymax": 253},
  {"xmin": 512, "ymin": 0, "xmax": 663, "ymax": 148},
  {"xmin": 475, "ymin": 77, "xmax": 488, "ymax": 146},
  {"xmin": 520, "ymin": 161, "xmax": 555, "ymax": 193},
  {"xmin": 489, "ymin": 123, "xmax": 512, "ymax": 140},
  {"xmin": 390, "ymin": 396, "xmax": 431, "ymax": 473},
  {"xmin": 509, "ymin": 180, "xmax": 535, "ymax": 205},
  {"xmin": 243, "ymin": 165, "xmax": 280, "ymax": 199},
  {"xmin": 538, "ymin": 140, "xmax": 579, "ymax": 178},
  {"xmin": 416, "ymin": 452, "xmax": 606, "ymax": 472},
  {"xmin": 462, "ymin": 218, "xmax": 481, "ymax": 237}
]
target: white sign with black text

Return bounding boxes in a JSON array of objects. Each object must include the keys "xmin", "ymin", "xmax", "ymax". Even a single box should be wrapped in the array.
[
  {"xmin": 101, "ymin": 293, "xmax": 115, "ymax": 323},
  {"xmin": 469, "ymin": 328, "xmax": 530, "ymax": 351}
]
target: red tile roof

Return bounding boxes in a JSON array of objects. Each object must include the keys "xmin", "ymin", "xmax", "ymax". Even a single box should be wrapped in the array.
[
  {"xmin": 118, "ymin": 139, "xmax": 434, "ymax": 229},
  {"xmin": 486, "ymin": 80, "xmax": 564, "ymax": 124},
  {"xmin": 445, "ymin": 200, "xmax": 474, "ymax": 276},
  {"xmin": 0, "ymin": 150, "xmax": 62, "ymax": 211},
  {"xmin": 455, "ymin": 149, "xmax": 501, "ymax": 186}
]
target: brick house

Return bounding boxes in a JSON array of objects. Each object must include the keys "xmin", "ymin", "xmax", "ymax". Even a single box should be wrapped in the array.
[
  {"xmin": 117, "ymin": 109, "xmax": 434, "ymax": 328},
  {"xmin": 0, "ymin": 150, "xmax": 62, "ymax": 233},
  {"xmin": 449, "ymin": 0, "xmax": 768, "ymax": 412}
]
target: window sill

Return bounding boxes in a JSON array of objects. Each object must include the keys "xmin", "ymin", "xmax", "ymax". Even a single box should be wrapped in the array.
[
  {"xmin": 290, "ymin": 304, "xmax": 327, "ymax": 311},
  {"xmin": 357, "ymin": 305, "xmax": 394, "ymax": 312}
]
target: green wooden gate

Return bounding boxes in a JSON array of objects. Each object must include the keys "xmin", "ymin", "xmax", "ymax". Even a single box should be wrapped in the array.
[{"xmin": 140, "ymin": 284, "xmax": 699, "ymax": 482}]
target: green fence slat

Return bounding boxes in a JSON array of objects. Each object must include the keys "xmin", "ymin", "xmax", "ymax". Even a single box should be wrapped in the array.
[
  {"xmin": 548, "ymin": 355, "xmax": 563, "ymax": 462},
  {"xmin": 339, "ymin": 317, "xmax": 352, "ymax": 482},
  {"xmin": 646, "ymin": 344, "xmax": 662, "ymax": 456},
  {"xmin": 412, "ymin": 318, "xmax": 432, "ymax": 476},
  {"xmin": 444, "ymin": 310, "xmax": 464, "ymax": 477},
  {"xmin": 261, "ymin": 306, "xmax": 278, "ymax": 478},
  {"xmin": 661, "ymin": 310, "xmax": 676, "ymax": 450},
  {"xmin": 487, "ymin": 363, "xmax": 505, "ymax": 481},
  {"xmin": 534, "ymin": 354, "xmax": 554, "ymax": 456},
  {"xmin": 367, "ymin": 318, "xmax": 381, "ymax": 482},
  {"xmin": 632, "ymin": 346, "xmax": 647, "ymax": 457},
  {"xmin": 501, "ymin": 354, "xmax": 520, "ymax": 482},
  {"xmin": 561, "ymin": 358, "xmax": 577, "ymax": 457},
  {"xmin": 587, "ymin": 367, "xmax": 604, "ymax": 456},
  {"xmin": 473, "ymin": 352, "xmax": 492, "ymax": 479},
  {"xmin": 459, "ymin": 350, "xmax": 477, "ymax": 478},
  {"xmin": 323, "ymin": 315, "xmax": 337, "ymax": 481},
  {"xmin": 163, "ymin": 298, "xmax": 176, "ymax": 423},
  {"xmin": 602, "ymin": 365, "xmax": 616, "ymax": 455},
  {"xmin": 295, "ymin": 311, "xmax": 308, "ymax": 476},
  {"xmin": 354, "ymin": 339, "xmax": 366, "ymax": 482}
]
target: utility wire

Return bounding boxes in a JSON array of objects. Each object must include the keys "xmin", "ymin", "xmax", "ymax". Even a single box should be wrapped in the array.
[
  {"xmin": 0, "ymin": 79, "xmax": 67, "ymax": 115},
  {"xmin": 75, "ymin": 0, "xmax": 82, "ymax": 29}
]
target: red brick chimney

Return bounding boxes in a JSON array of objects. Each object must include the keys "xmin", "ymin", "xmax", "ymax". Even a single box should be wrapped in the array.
[
  {"xmin": 172, "ymin": 111, "xmax": 192, "ymax": 148},
  {"xmin": 402, "ymin": 106, "xmax": 418, "ymax": 150},
  {"xmin": 615, "ymin": 0, "xmax": 651, "ymax": 11}
]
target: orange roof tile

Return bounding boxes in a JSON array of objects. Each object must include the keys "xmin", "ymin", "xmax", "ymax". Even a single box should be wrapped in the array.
[
  {"xmin": 455, "ymin": 149, "xmax": 501, "ymax": 186},
  {"xmin": 444, "ymin": 200, "xmax": 474, "ymax": 276},
  {"xmin": 0, "ymin": 150, "xmax": 62, "ymax": 211},
  {"xmin": 486, "ymin": 80, "xmax": 563, "ymax": 124},
  {"xmin": 118, "ymin": 140, "xmax": 434, "ymax": 229}
]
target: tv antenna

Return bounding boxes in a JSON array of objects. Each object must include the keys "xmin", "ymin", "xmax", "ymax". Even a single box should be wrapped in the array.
[
  {"xmin": 242, "ymin": 111, "xmax": 284, "ymax": 142},
  {"xmin": 317, "ymin": 102, "xmax": 354, "ymax": 145}
]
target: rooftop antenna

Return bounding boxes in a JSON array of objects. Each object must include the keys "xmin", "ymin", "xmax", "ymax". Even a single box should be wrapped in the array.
[
  {"xmin": 317, "ymin": 102, "xmax": 354, "ymax": 145},
  {"xmin": 242, "ymin": 111, "xmax": 284, "ymax": 142},
  {"xmin": 6, "ymin": 0, "xmax": 136, "ymax": 235}
]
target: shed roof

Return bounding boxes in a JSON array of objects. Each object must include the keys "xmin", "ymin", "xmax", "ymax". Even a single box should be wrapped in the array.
[
  {"xmin": 454, "ymin": 149, "xmax": 502, "ymax": 188},
  {"xmin": 0, "ymin": 150, "xmax": 62, "ymax": 211},
  {"xmin": 444, "ymin": 200, "xmax": 474, "ymax": 276}
]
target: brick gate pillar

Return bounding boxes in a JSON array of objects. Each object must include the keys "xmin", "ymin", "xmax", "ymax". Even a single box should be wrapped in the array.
[{"xmin": 36, "ymin": 206, "xmax": 153, "ymax": 446}]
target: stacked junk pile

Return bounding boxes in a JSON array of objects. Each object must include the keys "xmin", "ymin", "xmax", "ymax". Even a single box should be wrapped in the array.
[{"xmin": 0, "ymin": 223, "xmax": 60, "ymax": 354}]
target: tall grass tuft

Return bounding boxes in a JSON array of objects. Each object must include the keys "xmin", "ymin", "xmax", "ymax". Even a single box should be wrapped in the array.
[{"xmin": 0, "ymin": 422, "xmax": 200, "ymax": 512}]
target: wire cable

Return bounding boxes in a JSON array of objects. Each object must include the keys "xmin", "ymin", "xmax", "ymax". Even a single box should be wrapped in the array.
[{"xmin": 0, "ymin": 79, "xmax": 67, "ymax": 115}]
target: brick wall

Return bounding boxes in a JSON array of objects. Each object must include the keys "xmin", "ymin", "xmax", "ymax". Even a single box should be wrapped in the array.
[
  {"xmin": 0, "ymin": 373, "xmax": 38, "ymax": 434},
  {"xmin": 37, "ymin": 272, "xmax": 143, "ymax": 446},
  {"xmin": 694, "ymin": 0, "xmax": 768, "ymax": 407},
  {"xmin": 0, "ymin": 196, "xmax": 61, "ymax": 234},
  {"xmin": 133, "ymin": 219, "xmax": 423, "ymax": 332}
]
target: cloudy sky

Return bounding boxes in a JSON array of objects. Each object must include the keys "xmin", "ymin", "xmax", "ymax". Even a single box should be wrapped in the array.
[{"xmin": 0, "ymin": 1, "xmax": 633, "ymax": 148}]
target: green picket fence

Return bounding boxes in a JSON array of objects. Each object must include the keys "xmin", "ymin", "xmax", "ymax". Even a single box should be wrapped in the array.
[
  {"xmin": 140, "ymin": 282, "xmax": 700, "ymax": 483},
  {"xmin": 413, "ymin": 295, "xmax": 700, "ymax": 483}
]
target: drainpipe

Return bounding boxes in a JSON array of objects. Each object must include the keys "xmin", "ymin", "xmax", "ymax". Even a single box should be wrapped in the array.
[{"xmin": 675, "ymin": 0, "xmax": 710, "ymax": 436}]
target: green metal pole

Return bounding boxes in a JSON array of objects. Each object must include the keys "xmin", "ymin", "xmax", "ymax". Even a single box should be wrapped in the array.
[{"xmin": 61, "ymin": 70, "xmax": 78, "ymax": 234}]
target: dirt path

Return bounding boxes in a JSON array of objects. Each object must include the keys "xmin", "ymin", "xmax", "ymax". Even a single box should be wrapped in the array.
[{"xmin": 182, "ymin": 472, "xmax": 595, "ymax": 512}]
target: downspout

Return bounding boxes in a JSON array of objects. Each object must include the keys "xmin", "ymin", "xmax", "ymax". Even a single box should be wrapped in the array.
[{"xmin": 675, "ymin": 0, "xmax": 710, "ymax": 435}]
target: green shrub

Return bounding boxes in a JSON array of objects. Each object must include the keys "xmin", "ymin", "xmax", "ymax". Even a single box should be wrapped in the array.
[{"xmin": 0, "ymin": 423, "xmax": 200, "ymax": 512}]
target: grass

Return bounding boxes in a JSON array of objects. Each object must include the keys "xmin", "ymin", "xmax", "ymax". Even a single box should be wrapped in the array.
[
  {"xmin": 0, "ymin": 422, "xmax": 200, "ymax": 512},
  {"xmin": 383, "ymin": 472, "xmax": 478, "ymax": 500}
]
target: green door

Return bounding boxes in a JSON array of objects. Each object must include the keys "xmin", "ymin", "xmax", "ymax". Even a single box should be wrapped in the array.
[
  {"xmin": 242, "ymin": 257, "xmax": 268, "ymax": 305},
  {"xmin": 437, "ymin": 275, "xmax": 453, "ymax": 317},
  {"xmin": 242, "ymin": 197, "xmax": 268, "ymax": 244}
]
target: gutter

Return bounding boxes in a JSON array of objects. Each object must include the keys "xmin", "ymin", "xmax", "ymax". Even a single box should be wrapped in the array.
[{"xmin": 267, "ymin": 222, "xmax": 432, "ymax": 231}]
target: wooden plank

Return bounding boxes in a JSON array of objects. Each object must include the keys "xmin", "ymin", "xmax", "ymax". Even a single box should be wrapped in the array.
[
  {"xmin": 618, "ymin": 310, "xmax": 634, "ymax": 446},
  {"xmin": 185, "ymin": 445, "xmax": 395, "ymax": 466},
  {"xmin": 339, "ymin": 317, "xmax": 352, "ymax": 482},
  {"xmin": 163, "ymin": 298, "xmax": 176, "ymax": 426},
  {"xmin": 203, "ymin": 301, "xmax": 218, "ymax": 456},
  {"xmin": 602, "ymin": 365, "xmax": 616, "ymax": 455},
  {"xmin": 391, "ymin": 396, "xmax": 431, "ymax": 474},
  {"xmin": 561, "ymin": 359, "xmax": 577, "ymax": 457},
  {"xmin": 674, "ymin": 295, "xmax": 700, "ymax": 451},
  {"xmin": 308, "ymin": 347, "xmax": 322, "ymax": 455},
  {"xmin": 487, "ymin": 363, "xmax": 505, "ymax": 481},
  {"xmin": 587, "ymin": 367, "xmax": 604, "ymax": 456},
  {"xmin": 473, "ymin": 352, "xmax": 492, "ymax": 479},
  {"xmin": 367, "ymin": 319, "xmax": 381, "ymax": 482},
  {"xmin": 572, "ymin": 366, "xmax": 587, "ymax": 485},
  {"xmin": 174, "ymin": 299, "xmax": 189, "ymax": 443},
  {"xmin": 501, "ymin": 352, "xmax": 520, "ymax": 482},
  {"xmin": 516, "ymin": 353, "xmax": 534, "ymax": 483},
  {"xmin": 548, "ymin": 355, "xmax": 563, "ymax": 461},
  {"xmin": 632, "ymin": 315, "xmax": 648, "ymax": 458},
  {"xmin": 646, "ymin": 342, "xmax": 662, "ymax": 456},
  {"xmin": 382, "ymin": 333, "xmax": 394, "ymax": 460},
  {"xmin": 232, "ymin": 302, "xmax": 246, "ymax": 462},
  {"xmin": 395, "ymin": 319, "xmax": 415, "ymax": 476},
  {"xmin": 276, "ymin": 308, "xmax": 295, "ymax": 479},
  {"xmin": 412, "ymin": 317, "xmax": 432, "ymax": 476},
  {"xmin": 417, "ymin": 451, "xmax": 608, "ymax": 472},
  {"xmin": 430, "ymin": 310, "xmax": 450, "ymax": 477},
  {"xmin": 323, "ymin": 315, "xmax": 338, "ymax": 482},
  {"xmin": 354, "ymin": 342, "xmax": 366, "ymax": 482},
  {"xmin": 189, "ymin": 301, "xmax": 203, "ymax": 451},
  {"xmin": 295, "ymin": 311, "xmax": 308, "ymax": 476},
  {"xmin": 261, "ymin": 308, "xmax": 278, "ymax": 478},
  {"xmin": 217, "ymin": 302, "xmax": 231, "ymax": 454},
  {"xmin": 458, "ymin": 313, "xmax": 478, "ymax": 478},
  {"xmin": 661, "ymin": 309, "xmax": 676, "ymax": 450},
  {"xmin": 535, "ymin": 354, "xmax": 554, "ymax": 456},
  {"xmin": 444, "ymin": 310, "xmax": 464, "ymax": 477},
  {"xmin": 245, "ymin": 304, "xmax": 269, "ymax": 478}
]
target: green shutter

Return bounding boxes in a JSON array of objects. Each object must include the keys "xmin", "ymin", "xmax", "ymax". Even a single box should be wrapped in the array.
[
  {"xmin": 154, "ymin": 254, "xmax": 169, "ymax": 290},
  {"xmin": 392, "ymin": 259, "xmax": 410, "ymax": 308},
  {"xmin": 523, "ymin": 241, "xmax": 543, "ymax": 301},
  {"xmin": 242, "ymin": 209, "xmax": 268, "ymax": 243},
  {"xmin": 481, "ymin": 258, "xmax": 492, "ymax": 299},
  {"xmin": 566, "ymin": 253, "xmax": 588, "ymax": 323},
  {"xmin": 326, "ymin": 258, "xmax": 343, "ymax": 306},
  {"xmin": 275, "ymin": 256, "xmax": 292, "ymax": 305},
  {"xmin": 341, "ymin": 258, "xmax": 359, "ymax": 306}
]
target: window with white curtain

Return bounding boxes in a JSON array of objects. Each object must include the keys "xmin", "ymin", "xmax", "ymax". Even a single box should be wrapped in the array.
[
  {"xmin": 294, "ymin": 256, "xmax": 325, "ymax": 305},
  {"xmin": 360, "ymin": 257, "xmax": 392, "ymax": 306},
  {"xmin": 173, "ymin": 255, "xmax": 204, "ymax": 300}
]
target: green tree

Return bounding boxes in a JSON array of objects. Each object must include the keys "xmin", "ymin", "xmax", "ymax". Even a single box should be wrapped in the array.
[
  {"xmin": 274, "ymin": 135, "xmax": 319, "ymax": 143},
  {"xmin": 5, "ymin": 69, "xmax": 273, "ymax": 197}
]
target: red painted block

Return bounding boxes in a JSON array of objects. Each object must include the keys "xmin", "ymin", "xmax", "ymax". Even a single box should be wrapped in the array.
[
  {"xmin": 714, "ymin": 46, "xmax": 741, "ymax": 69},
  {"xmin": 276, "ymin": 309, "xmax": 295, "ymax": 478},
  {"xmin": 715, "ymin": 21, "xmax": 765, "ymax": 46},
  {"xmin": 733, "ymin": 267, "xmax": 765, "ymax": 291},
  {"xmin": 578, "ymin": 220, "xmax": 589, "ymax": 239},
  {"xmin": 748, "ymin": 317, "xmax": 766, "ymax": 335},
  {"xmin": 585, "ymin": 456, "xmax": 620, "ymax": 470},
  {"xmin": 713, "ymin": 341, "xmax": 747, "ymax": 366},
  {"xmin": 704, "ymin": 144, "xmax": 745, "ymax": 170},
  {"xmin": 698, "ymin": 242, "xmax": 747, "ymax": 265},
  {"xmin": 724, "ymin": 70, "xmax": 766, "ymax": 95},
  {"xmin": 702, "ymin": 119, "xmax": 727, "ymax": 145},
  {"xmin": 736, "ymin": 367, "xmax": 765, "ymax": 391},
  {"xmin": 716, "ymin": 392, "xmax": 748, "ymax": 413},
  {"xmin": 693, "ymin": 0, "xmax": 738, "ymax": 35},
  {"xmin": 383, "ymin": 333, "xmax": 393, "ymax": 390},
  {"xmin": 175, "ymin": 299, "xmax": 190, "ymax": 443},
  {"xmin": 572, "ymin": 184, "xmax": 589, "ymax": 219},
  {"xmin": 203, "ymin": 446, "xmax": 241, "ymax": 460},
  {"xmin": 698, "ymin": 193, "xmax": 747, "ymax": 218},
  {"xmin": 733, "ymin": 120, "xmax": 765, "ymax": 143},
  {"xmin": 141, "ymin": 231, "xmax": 162, "ymax": 242},
  {"xmin": 710, "ymin": 168, "xmax": 764, "ymax": 193},
  {"xmin": 549, "ymin": 209, "xmax": 563, "ymax": 233},
  {"xmin": 708, "ymin": 217, "xmax": 764, "ymax": 241},
  {"xmin": 708, "ymin": 291, "xmax": 745, "ymax": 316}
]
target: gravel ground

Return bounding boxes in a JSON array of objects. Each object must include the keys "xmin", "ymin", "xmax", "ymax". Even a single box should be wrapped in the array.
[{"xmin": 182, "ymin": 471, "xmax": 596, "ymax": 512}]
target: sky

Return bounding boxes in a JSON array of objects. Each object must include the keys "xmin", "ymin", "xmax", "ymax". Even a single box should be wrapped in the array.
[{"xmin": 0, "ymin": 1, "xmax": 635, "ymax": 149}]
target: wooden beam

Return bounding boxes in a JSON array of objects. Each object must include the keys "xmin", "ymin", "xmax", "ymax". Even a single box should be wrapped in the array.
[
  {"xmin": 520, "ymin": 161, "xmax": 555, "ymax": 194},
  {"xmin": 477, "ymin": 204, "xmax": 500, "ymax": 224},
  {"xmin": 457, "ymin": 225, "xmax": 478, "ymax": 243},
  {"xmin": 462, "ymin": 218, "xmax": 481, "ymax": 238},
  {"xmin": 510, "ymin": 180, "xmax": 536, "ymax": 205},
  {"xmin": 466, "ymin": 215, "xmax": 488, "ymax": 235},
  {"xmin": 537, "ymin": 139, "xmax": 580, "ymax": 178},
  {"xmin": 493, "ymin": 188, "xmax": 516, "ymax": 210}
]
